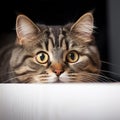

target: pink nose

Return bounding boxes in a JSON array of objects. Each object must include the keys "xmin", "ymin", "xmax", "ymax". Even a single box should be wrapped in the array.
[{"xmin": 54, "ymin": 69, "xmax": 63, "ymax": 76}]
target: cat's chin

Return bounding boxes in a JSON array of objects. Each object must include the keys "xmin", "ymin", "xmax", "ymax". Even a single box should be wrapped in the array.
[{"xmin": 59, "ymin": 72, "xmax": 71, "ymax": 83}]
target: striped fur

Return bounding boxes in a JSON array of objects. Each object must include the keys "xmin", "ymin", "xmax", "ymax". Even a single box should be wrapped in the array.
[{"xmin": 0, "ymin": 12, "xmax": 101, "ymax": 83}]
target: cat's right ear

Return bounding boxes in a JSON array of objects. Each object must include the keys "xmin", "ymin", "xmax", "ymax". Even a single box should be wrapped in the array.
[{"xmin": 16, "ymin": 14, "xmax": 40, "ymax": 45}]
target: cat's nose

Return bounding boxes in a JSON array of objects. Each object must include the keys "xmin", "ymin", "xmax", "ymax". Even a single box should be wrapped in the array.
[
  {"xmin": 52, "ymin": 63, "xmax": 64, "ymax": 76},
  {"xmin": 54, "ymin": 69, "xmax": 64, "ymax": 76}
]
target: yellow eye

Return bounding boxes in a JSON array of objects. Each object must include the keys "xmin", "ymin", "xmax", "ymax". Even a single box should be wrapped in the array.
[
  {"xmin": 35, "ymin": 52, "xmax": 49, "ymax": 64},
  {"xmin": 66, "ymin": 51, "xmax": 79, "ymax": 63}
]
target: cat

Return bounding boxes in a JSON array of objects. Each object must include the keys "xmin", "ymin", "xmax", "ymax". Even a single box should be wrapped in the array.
[{"xmin": 0, "ymin": 12, "xmax": 101, "ymax": 83}]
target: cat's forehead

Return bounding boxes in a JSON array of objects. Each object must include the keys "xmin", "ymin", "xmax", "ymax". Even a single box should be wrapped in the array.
[
  {"xmin": 42, "ymin": 26, "xmax": 68, "ymax": 48},
  {"xmin": 48, "ymin": 26, "xmax": 61, "ymax": 41},
  {"xmin": 47, "ymin": 26, "xmax": 66, "ymax": 38},
  {"xmin": 48, "ymin": 26, "xmax": 62, "ymax": 33}
]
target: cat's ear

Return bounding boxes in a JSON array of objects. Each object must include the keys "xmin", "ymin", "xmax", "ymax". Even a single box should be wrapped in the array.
[
  {"xmin": 70, "ymin": 12, "xmax": 94, "ymax": 42},
  {"xmin": 16, "ymin": 14, "xmax": 40, "ymax": 45}
]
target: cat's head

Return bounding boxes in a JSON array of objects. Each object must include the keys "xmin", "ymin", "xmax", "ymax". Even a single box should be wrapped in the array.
[{"xmin": 10, "ymin": 12, "xmax": 101, "ymax": 83}]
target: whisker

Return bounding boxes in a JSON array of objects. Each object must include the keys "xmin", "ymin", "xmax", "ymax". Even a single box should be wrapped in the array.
[
  {"xmin": 87, "ymin": 74, "xmax": 108, "ymax": 82},
  {"xmin": 99, "ymin": 72, "xmax": 110, "ymax": 82},
  {"xmin": 99, "ymin": 74, "xmax": 118, "ymax": 82},
  {"xmin": 101, "ymin": 69, "xmax": 120, "ymax": 78},
  {"xmin": 0, "ymin": 71, "xmax": 15, "ymax": 76},
  {"xmin": 2, "ymin": 73, "xmax": 33, "ymax": 83},
  {"xmin": 2, "ymin": 72, "xmax": 50, "ymax": 83},
  {"xmin": 87, "ymin": 72, "xmax": 118, "ymax": 82},
  {"xmin": 3, "ymin": 76, "xmax": 20, "ymax": 83},
  {"xmin": 101, "ymin": 60, "xmax": 120, "ymax": 68}
]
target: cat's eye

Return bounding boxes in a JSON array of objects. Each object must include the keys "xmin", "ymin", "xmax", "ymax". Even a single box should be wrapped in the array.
[
  {"xmin": 66, "ymin": 51, "xmax": 79, "ymax": 63},
  {"xmin": 35, "ymin": 52, "xmax": 49, "ymax": 64}
]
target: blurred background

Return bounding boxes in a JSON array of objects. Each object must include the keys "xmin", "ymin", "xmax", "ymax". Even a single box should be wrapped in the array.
[{"xmin": 0, "ymin": 0, "xmax": 119, "ymax": 81}]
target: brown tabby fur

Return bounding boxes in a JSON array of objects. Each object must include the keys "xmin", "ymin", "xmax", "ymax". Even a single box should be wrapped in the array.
[{"xmin": 0, "ymin": 12, "xmax": 101, "ymax": 83}]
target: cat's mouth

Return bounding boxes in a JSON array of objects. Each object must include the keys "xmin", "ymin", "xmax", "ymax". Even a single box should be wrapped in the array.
[
  {"xmin": 55, "ymin": 79, "xmax": 63, "ymax": 83},
  {"xmin": 57, "ymin": 73, "xmax": 71, "ymax": 83}
]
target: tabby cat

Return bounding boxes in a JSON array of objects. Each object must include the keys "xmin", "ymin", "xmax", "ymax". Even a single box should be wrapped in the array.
[{"xmin": 0, "ymin": 12, "xmax": 101, "ymax": 83}]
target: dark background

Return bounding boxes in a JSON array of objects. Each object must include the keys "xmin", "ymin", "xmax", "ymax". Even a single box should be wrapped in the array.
[
  {"xmin": 0, "ymin": 0, "xmax": 113, "ymax": 81},
  {"xmin": 0, "ymin": 0, "xmax": 107, "ymax": 31},
  {"xmin": 0, "ymin": 0, "xmax": 108, "ymax": 59}
]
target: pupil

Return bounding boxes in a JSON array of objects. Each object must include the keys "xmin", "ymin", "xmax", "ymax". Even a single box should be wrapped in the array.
[
  {"xmin": 40, "ymin": 53, "xmax": 45, "ymax": 61},
  {"xmin": 70, "ymin": 53, "xmax": 75, "ymax": 60}
]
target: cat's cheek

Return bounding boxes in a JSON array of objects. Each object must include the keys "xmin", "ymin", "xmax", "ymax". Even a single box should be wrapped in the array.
[{"xmin": 59, "ymin": 72, "xmax": 70, "ymax": 82}]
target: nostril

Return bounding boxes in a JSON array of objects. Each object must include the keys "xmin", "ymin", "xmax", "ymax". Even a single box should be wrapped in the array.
[{"xmin": 54, "ymin": 69, "xmax": 64, "ymax": 76}]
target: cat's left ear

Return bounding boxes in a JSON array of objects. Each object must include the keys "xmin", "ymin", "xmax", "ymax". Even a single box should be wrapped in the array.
[
  {"xmin": 70, "ymin": 12, "xmax": 94, "ymax": 42},
  {"xmin": 16, "ymin": 14, "xmax": 40, "ymax": 45}
]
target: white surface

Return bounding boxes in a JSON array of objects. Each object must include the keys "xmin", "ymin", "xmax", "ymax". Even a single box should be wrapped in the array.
[{"xmin": 0, "ymin": 83, "xmax": 120, "ymax": 120}]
